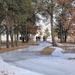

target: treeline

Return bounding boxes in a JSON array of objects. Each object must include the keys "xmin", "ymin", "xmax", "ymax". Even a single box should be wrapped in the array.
[
  {"xmin": 0, "ymin": 0, "xmax": 75, "ymax": 48},
  {"xmin": 32, "ymin": 0, "xmax": 75, "ymax": 45},
  {"xmin": 0, "ymin": 0, "xmax": 38, "ymax": 48}
]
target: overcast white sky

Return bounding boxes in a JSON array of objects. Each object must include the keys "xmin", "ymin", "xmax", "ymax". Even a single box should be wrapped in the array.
[{"xmin": 36, "ymin": 14, "xmax": 50, "ymax": 30}]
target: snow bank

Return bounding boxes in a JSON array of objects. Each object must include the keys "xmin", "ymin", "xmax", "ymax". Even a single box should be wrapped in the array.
[
  {"xmin": 51, "ymin": 47, "xmax": 64, "ymax": 57},
  {"xmin": 52, "ymin": 47, "xmax": 75, "ymax": 59},
  {"xmin": 0, "ymin": 57, "xmax": 43, "ymax": 75}
]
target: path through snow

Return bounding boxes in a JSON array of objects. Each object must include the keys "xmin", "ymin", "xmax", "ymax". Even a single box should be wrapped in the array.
[{"xmin": 0, "ymin": 42, "xmax": 75, "ymax": 75}]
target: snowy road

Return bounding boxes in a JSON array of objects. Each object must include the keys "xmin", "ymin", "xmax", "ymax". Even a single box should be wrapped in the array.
[{"xmin": 0, "ymin": 42, "xmax": 75, "ymax": 75}]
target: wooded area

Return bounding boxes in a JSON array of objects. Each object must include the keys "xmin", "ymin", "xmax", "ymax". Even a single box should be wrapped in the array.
[{"xmin": 0, "ymin": 0, "xmax": 75, "ymax": 48}]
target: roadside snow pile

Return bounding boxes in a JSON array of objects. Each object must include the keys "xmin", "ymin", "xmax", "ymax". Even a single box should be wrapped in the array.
[
  {"xmin": 51, "ymin": 47, "xmax": 64, "ymax": 57},
  {"xmin": 0, "ymin": 57, "xmax": 43, "ymax": 75},
  {"xmin": 52, "ymin": 47, "xmax": 75, "ymax": 59}
]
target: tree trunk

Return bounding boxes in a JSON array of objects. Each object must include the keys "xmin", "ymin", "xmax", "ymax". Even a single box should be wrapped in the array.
[
  {"xmin": 64, "ymin": 31, "xmax": 67, "ymax": 42},
  {"xmin": 10, "ymin": 27, "xmax": 14, "ymax": 47},
  {"xmin": 6, "ymin": 13, "xmax": 10, "ymax": 48},
  {"xmin": 15, "ymin": 28, "xmax": 19, "ymax": 46},
  {"xmin": 21, "ymin": 35, "xmax": 25, "ymax": 43},
  {"xmin": 50, "ymin": 0, "xmax": 57, "ymax": 46},
  {"xmin": 6, "ymin": 27, "xmax": 9, "ymax": 48},
  {"xmin": 0, "ymin": 34, "xmax": 1, "ymax": 49},
  {"xmin": 50, "ymin": 15, "xmax": 57, "ymax": 46},
  {"xmin": 60, "ymin": 24, "xmax": 63, "ymax": 43},
  {"xmin": 25, "ymin": 25, "xmax": 29, "ymax": 43}
]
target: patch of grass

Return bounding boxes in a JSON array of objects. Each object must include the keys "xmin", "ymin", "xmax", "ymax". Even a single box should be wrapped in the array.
[
  {"xmin": 58, "ymin": 46, "xmax": 75, "ymax": 53},
  {"xmin": 0, "ymin": 45, "xmax": 28, "ymax": 53},
  {"xmin": 58, "ymin": 46, "xmax": 69, "ymax": 50},
  {"xmin": 39, "ymin": 47, "xmax": 55, "ymax": 55},
  {"xmin": 27, "ymin": 42, "xmax": 39, "ymax": 46},
  {"xmin": 0, "ymin": 41, "xmax": 39, "ymax": 53}
]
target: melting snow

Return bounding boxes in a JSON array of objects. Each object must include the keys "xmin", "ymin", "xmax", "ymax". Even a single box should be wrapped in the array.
[{"xmin": 0, "ymin": 42, "xmax": 75, "ymax": 75}]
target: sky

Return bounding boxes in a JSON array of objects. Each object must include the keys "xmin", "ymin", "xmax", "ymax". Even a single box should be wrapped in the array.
[{"xmin": 36, "ymin": 14, "xmax": 51, "ymax": 31}]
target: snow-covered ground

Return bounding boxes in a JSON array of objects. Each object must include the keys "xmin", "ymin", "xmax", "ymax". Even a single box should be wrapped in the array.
[
  {"xmin": 0, "ymin": 42, "xmax": 75, "ymax": 75},
  {"xmin": 0, "ymin": 57, "xmax": 43, "ymax": 75}
]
